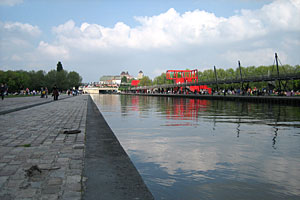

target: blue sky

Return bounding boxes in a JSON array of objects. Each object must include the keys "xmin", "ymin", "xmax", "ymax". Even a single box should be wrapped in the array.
[
  {"xmin": 1, "ymin": 1, "xmax": 273, "ymax": 26},
  {"xmin": 1, "ymin": 0, "xmax": 299, "ymax": 82}
]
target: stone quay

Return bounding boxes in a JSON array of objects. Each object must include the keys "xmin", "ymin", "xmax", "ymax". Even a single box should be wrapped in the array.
[{"xmin": 0, "ymin": 94, "xmax": 153, "ymax": 200}]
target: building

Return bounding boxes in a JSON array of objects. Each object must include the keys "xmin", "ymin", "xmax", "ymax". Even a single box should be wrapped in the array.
[
  {"xmin": 120, "ymin": 71, "xmax": 134, "ymax": 80},
  {"xmin": 137, "ymin": 70, "xmax": 144, "ymax": 79},
  {"xmin": 99, "ymin": 75, "xmax": 121, "ymax": 86}
]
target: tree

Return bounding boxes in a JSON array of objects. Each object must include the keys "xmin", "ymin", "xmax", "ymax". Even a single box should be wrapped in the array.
[
  {"xmin": 56, "ymin": 70, "xmax": 69, "ymax": 90},
  {"xmin": 29, "ymin": 70, "xmax": 45, "ymax": 90},
  {"xmin": 45, "ymin": 70, "xmax": 57, "ymax": 90},
  {"xmin": 67, "ymin": 71, "xmax": 82, "ymax": 89},
  {"xmin": 57, "ymin": 61, "xmax": 63, "ymax": 72},
  {"xmin": 121, "ymin": 76, "xmax": 127, "ymax": 83},
  {"xmin": 153, "ymin": 73, "xmax": 173, "ymax": 85},
  {"xmin": 139, "ymin": 76, "xmax": 152, "ymax": 86}
]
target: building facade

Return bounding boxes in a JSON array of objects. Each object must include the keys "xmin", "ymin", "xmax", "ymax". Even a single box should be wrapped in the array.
[
  {"xmin": 99, "ymin": 75, "xmax": 121, "ymax": 86},
  {"xmin": 137, "ymin": 70, "xmax": 144, "ymax": 79}
]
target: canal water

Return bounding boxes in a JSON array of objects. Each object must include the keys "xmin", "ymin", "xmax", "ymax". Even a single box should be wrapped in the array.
[{"xmin": 91, "ymin": 94, "xmax": 300, "ymax": 200}]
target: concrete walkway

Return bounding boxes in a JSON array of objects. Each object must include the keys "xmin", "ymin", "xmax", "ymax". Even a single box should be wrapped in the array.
[
  {"xmin": 0, "ymin": 95, "xmax": 87, "ymax": 199},
  {"xmin": 0, "ymin": 94, "xmax": 72, "ymax": 115},
  {"xmin": 0, "ymin": 94, "xmax": 153, "ymax": 200}
]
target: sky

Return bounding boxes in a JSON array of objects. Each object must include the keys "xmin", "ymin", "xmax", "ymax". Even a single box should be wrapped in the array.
[{"xmin": 0, "ymin": 0, "xmax": 299, "ymax": 82}]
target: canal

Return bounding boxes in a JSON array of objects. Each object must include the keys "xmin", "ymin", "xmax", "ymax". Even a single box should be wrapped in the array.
[{"xmin": 91, "ymin": 94, "xmax": 300, "ymax": 200}]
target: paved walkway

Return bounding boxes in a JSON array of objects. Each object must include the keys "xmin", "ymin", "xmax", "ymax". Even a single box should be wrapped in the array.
[
  {"xmin": 0, "ymin": 94, "xmax": 72, "ymax": 115},
  {"xmin": 0, "ymin": 95, "xmax": 88, "ymax": 199}
]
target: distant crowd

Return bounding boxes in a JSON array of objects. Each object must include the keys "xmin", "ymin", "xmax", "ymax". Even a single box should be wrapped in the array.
[
  {"xmin": 128, "ymin": 87, "xmax": 300, "ymax": 97},
  {"xmin": 0, "ymin": 82, "xmax": 82, "ymax": 101}
]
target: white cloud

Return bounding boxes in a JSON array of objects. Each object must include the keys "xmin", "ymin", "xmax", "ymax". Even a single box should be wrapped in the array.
[
  {"xmin": 37, "ymin": 41, "xmax": 69, "ymax": 60},
  {"xmin": 0, "ymin": 21, "xmax": 41, "ymax": 37},
  {"xmin": 0, "ymin": 0, "xmax": 23, "ymax": 6},
  {"xmin": 0, "ymin": 21, "xmax": 42, "ymax": 66},
  {"xmin": 1, "ymin": 0, "xmax": 299, "ymax": 81},
  {"xmin": 48, "ymin": 0, "xmax": 300, "ymax": 51},
  {"xmin": 221, "ymin": 48, "xmax": 281, "ymax": 67}
]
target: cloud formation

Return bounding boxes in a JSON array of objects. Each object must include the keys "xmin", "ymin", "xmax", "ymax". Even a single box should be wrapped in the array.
[
  {"xmin": 0, "ymin": 0, "xmax": 23, "ymax": 6},
  {"xmin": 49, "ymin": 0, "xmax": 300, "ymax": 49},
  {"xmin": 1, "ymin": 0, "xmax": 299, "ymax": 82}
]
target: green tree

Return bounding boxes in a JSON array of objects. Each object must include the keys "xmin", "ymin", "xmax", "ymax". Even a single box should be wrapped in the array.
[
  {"xmin": 198, "ymin": 69, "xmax": 214, "ymax": 81},
  {"xmin": 45, "ymin": 70, "xmax": 57, "ymax": 91},
  {"xmin": 57, "ymin": 61, "xmax": 63, "ymax": 72},
  {"xmin": 56, "ymin": 70, "xmax": 68, "ymax": 90},
  {"xmin": 139, "ymin": 76, "xmax": 152, "ymax": 86},
  {"xmin": 67, "ymin": 71, "xmax": 82, "ymax": 89},
  {"xmin": 121, "ymin": 76, "xmax": 127, "ymax": 83},
  {"xmin": 153, "ymin": 73, "xmax": 173, "ymax": 85},
  {"xmin": 17, "ymin": 70, "xmax": 31, "ymax": 90},
  {"xmin": 28, "ymin": 70, "xmax": 45, "ymax": 90}
]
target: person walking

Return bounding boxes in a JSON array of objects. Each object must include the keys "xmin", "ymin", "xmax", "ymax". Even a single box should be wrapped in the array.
[
  {"xmin": 41, "ymin": 87, "xmax": 45, "ymax": 98},
  {"xmin": 0, "ymin": 83, "xmax": 6, "ymax": 100},
  {"xmin": 45, "ymin": 87, "xmax": 48, "ymax": 98},
  {"xmin": 52, "ymin": 85, "xmax": 59, "ymax": 100}
]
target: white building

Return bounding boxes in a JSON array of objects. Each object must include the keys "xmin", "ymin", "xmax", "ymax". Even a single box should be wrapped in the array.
[
  {"xmin": 99, "ymin": 76, "xmax": 121, "ymax": 86},
  {"xmin": 137, "ymin": 70, "xmax": 144, "ymax": 79}
]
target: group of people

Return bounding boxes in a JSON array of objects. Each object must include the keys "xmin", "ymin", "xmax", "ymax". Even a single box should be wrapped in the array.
[
  {"xmin": 0, "ymin": 83, "xmax": 60, "ymax": 101},
  {"xmin": 41, "ymin": 85, "xmax": 59, "ymax": 100},
  {"xmin": 40, "ymin": 87, "xmax": 49, "ymax": 98}
]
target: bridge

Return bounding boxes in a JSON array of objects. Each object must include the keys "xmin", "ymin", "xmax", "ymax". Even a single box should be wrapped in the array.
[
  {"xmin": 82, "ymin": 87, "xmax": 119, "ymax": 94},
  {"xmin": 128, "ymin": 72, "xmax": 300, "ymax": 91},
  {"xmin": 126, "ymin": 53, "xmax": 300, "ymax": 93}
]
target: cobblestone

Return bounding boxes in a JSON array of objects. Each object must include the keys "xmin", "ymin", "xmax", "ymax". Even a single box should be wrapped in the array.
[{"xmin": 0, "ymin": 95, "xmax": 87, "ymax": 199}]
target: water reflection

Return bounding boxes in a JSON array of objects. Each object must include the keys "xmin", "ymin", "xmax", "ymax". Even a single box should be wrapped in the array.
[
  {"xmin": 273, "ymin": 127, "xmax": 278, "ymax": 149},
  {"xmin": 91, "ymin": 94, "xmax": 300, "ymax": 200}
]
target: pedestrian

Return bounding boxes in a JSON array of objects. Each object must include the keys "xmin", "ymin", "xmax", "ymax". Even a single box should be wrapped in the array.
[
  {"xmin": 45, "ymin": 87, "xmax": 48, "ymax": 98},
  {"xmin": 52, "ymin": 85, "xmax": 59, "ymax": 100},
  {"xmin": 0, "ymin": 83, "xmax": 6, "ymax": 100},
  {"xmin": 41, "ymin": 87, "xmax": 45, "ymax": 98}
]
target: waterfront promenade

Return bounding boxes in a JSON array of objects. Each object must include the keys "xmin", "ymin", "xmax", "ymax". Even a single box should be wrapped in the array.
[
  {"xmin": 0, "ymin": 95, "xmax": 153, "ymax": 199},
  {"xmin": 124, "ymin": 93, "xmax": 300, "ymax": 105},
  {"xmin": 0, "ymin": 95, "xmax": 87, "ymax": 199}
]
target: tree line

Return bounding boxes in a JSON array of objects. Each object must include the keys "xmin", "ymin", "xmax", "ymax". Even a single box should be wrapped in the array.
[
  {"xmin": 134, "ymin": 64, "xmax": 300, "ymax": 91},
  {"xmin": 0, "ymin": 62, "xmax": 82, "ymax": 93}
]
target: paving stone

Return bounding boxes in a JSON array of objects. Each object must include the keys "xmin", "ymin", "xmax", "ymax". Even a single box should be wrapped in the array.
[
  {"xmin": 0, "ymin": 193, "xmax": 14, "ymax": 200},
  {"xmin": 49, "ymin": 169, "xmax": 65, "ymax": 179},
  {"xmin": 66, "ymin": 175, "xmax": 81, "ymax": 184},
  {"xmin": 62, "ymin": 191, "xmax": 81, "ymax": 199},
  {"xmin": 9, "ymin": 168, "xmax": 25, "ymax": 180},
  {"xmin": 0, "ymin": 163, "xmax": 7, "ymax": 169},
  {"xmin": 0, "ymin": 165, "xmax": 19, "ymax": 176},
  {"xmin": 16, "ymin": 188, "xmax": 37, "ymax": 198},
  {"xmin": 0, "ymin": 95, "xmax": 88, "ymax": 199},
  {"xmin": 9, "ymin": 160, "xmax": 23, "ymax": 165},
  {"xmin": 6, "ymin": 179, "xmax": 23, "ymax": 188},
  {"xmin": 41, "ymin": 194, "xmax": 59, "ymax": 200},
  {"xmin": 42, "ymin": 185, "xmax": 61, "ymax": 194},
  {"xmin": 65, "ymin": 183, "xmax": 81, "ymax": 192},
  {"xmin": 47, "ymin": 177, "xmax": 63, "ymax": 185},
  {"xmin": 73, "ymin": 144, "xmax": 84, "ymax": 149},
  {"xmin": 56, "ymin": 158, "xmax": 69, "ymax": 163},
  {"xmin": 39, "ymin": 159, "xmax": 54, "ymax": 164},
  {"xmin": 66, "ymin": 169, "xmax": 82, "ymax": 176},
  {"xmin": 0, "ymin": 176, "xmax": 8, "ymax": 187},
  {"xmin": 30, "ymin": 181, "xmax": 42, "ymax": 188}
]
